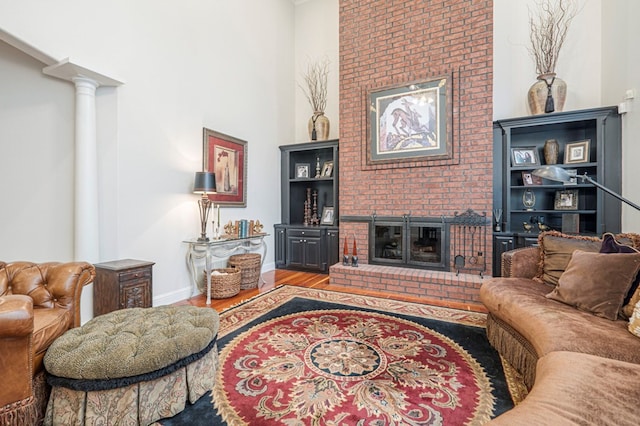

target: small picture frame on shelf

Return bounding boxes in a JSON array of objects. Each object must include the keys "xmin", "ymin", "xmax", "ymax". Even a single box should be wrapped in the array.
[
  {"xmin": 564, "ymin": 140, "xmax": 590, "ymax": 164},
  {"xmin": 521, "ymin": 171, "xmax": 542, "ymax": 186},
  {"xmin": 511, "ymin": 147, "xmax": 540, "ymax": 167},
  {"xmin": 295, "ymin": 163, "xmax": 310, "ymax": 179},
  {"xmin": 321, "ymin": 161, "xmax": 334, "ymax": 177},
  {"xmin": 320, "ymin": 206, "xmax": 335, "ymax": 225},
  {"xmin": 554, "ymin": 189, "xmax": 579, "ymax": 210}
]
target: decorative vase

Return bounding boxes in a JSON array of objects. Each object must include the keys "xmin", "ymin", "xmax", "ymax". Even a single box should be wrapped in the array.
[
  {"xmin": 527, "ymin": 73, "xmax": 567, "ymax": 115},
  {"xmin": 543, "ymin": 139, "xmax": 560, "ymax": 165},
  {"xmin": 308, "ymin": 112, "xmax": 330, "ymax": 141}
]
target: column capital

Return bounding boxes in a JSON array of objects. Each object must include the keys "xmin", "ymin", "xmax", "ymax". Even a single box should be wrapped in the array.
[{"xmin": 43, "ymin": 58, "xmax": 123, "ymax": 87}]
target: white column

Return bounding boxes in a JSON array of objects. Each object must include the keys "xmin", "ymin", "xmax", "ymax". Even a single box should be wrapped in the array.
[{"xmin": 73, "ymin": 76, "xmax": 100, "ymax": 262}]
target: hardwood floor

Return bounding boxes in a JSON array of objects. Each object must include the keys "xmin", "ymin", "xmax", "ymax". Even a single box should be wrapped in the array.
[{"xmin": 173, "ymin": 269, "xmax": 487, "ymax": 313}]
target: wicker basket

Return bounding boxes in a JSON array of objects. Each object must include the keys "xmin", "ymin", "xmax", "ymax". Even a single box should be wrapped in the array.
[
  {"xmin": 228, "ymin": 253, "xmax": 262, "ymax": 290},
  {"xmin": 201, "ymin": 267, "xmax": 241, "ymax": 299}
]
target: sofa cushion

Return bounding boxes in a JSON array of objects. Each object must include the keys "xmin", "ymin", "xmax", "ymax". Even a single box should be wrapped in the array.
[
  {"xmin": 545, "ymin": 250, "xmax": 640, "ymax": 320},
  {"xmin": 480, "ymin": 277, "xmax": 640, "ymax": 363},
  {"xmin": 533, "ymin": 231, "xmax": 601, "ymax": 286},
  {"xmin": 487, "ymin": 351, "xmax": 640, "ymax": 426}
]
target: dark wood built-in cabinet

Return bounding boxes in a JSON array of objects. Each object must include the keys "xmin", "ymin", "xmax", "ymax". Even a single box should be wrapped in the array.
[
  {"xmin": 492, "ymin": 107, "xmax": 621, "ymax": 276},
  {"xmin": 275, "ymin": 140, "xmax": 339, "ymax": 272},
  {"xmin": 93, "ymin": 259, "xmax": 155, "ymax": 315}
]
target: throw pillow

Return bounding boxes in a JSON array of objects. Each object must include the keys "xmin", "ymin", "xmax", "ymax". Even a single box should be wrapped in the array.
[
  {"xmin": 534, "ymin": 231, "xmax": 602, "ymax": 286},
  {"xmin": 629, "ymin": 300, "xmax": 640, "ymax": 338},
  {"xmin": 546, "ymin": 250, "xmax": 640, "ymax": 320},
  {"xmin": 623, "ymin": 288, "xmax": 640, "ymax": 319},
  {"xmin": 600, "ymin": 232, "xmax": 640, "ymax": 318}
]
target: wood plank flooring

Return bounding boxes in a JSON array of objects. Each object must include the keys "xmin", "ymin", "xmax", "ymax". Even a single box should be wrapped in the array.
[{"xmin": 173, "ymin": 269, "xmax": 487, "ymax": 313}]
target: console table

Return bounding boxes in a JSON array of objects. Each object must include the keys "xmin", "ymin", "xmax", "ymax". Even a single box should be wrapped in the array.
[{"xmin": 183, "ymin": 234, "xmax": 268, "ymax": 305}]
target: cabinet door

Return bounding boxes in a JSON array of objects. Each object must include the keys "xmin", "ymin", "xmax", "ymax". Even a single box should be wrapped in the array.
[
  {"xmin": 120, "ymin": 279, "xmax": 151, "ymax": 309},
  {"xmin": 274, "ymin": 225, "xmax": 287, "ymax": 268},
  {"xmin": 492, "ymin": 236, "xmax": 514, "ymax": 277},
  {"xmin": 287, "ymin": 236, "xmax": 305, "ymax": 268},
  {"xmin": 303, "ymin": 237, "xmax": 323, "ymax": 271}
]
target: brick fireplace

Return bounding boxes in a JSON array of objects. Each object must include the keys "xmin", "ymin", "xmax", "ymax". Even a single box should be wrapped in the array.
[{"xmin": 334, "ymin": 0, "xmax": 494, "ymax": 306}]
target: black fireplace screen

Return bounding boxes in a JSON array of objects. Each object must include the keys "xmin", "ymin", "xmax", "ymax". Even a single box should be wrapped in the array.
[
  {"xmin": 370, "ymin": 215, "xmax": 448, "ymax": 271},
  {"xmin": 369, "ymin": 210, "xmax": 488, "ymax": 275}
]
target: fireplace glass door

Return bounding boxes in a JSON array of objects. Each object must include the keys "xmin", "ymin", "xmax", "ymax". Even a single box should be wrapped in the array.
[{"xmin": 370, "ymin": 217, "xmax": 447, "ymax": 270}]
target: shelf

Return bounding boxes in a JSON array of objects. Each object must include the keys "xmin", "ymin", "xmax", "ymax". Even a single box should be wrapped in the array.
[
  {"xmin": 511, "ymin": 209, "xmax": 597, "ymax": 214},
  {"xmin": 510, "ymin": 162, "xmax": 597, "ymax": 171},
  {"xmin": 511, "ymin": 184, "xmax": 591, "ymax": 189},
  {"xmin": 290, "ymin": 177, "xmax": 334, "ymax": 183}
]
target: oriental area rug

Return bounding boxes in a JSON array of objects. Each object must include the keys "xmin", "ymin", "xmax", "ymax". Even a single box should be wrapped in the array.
[{"xmin": 158, "ymin": 285, "xmax": 524, "ymax": 425}]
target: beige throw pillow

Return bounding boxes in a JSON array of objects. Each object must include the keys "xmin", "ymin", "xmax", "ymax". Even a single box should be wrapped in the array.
[
  {"xmin": 546, "ymin": 250, "xmax": 640, "ymax": 320},
  {"xmin": 629, "ymin": 301, "xmax": 640, "ymax": 338}
]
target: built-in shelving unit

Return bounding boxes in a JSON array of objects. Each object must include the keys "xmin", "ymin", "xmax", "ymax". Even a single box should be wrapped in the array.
[
  {"xmin": 492, "ymin": 106, "xmax": 621, "ymax": 276},
  {"xmin": 275, "ymin": 140, "xmax": 339, "ymax": 272}
]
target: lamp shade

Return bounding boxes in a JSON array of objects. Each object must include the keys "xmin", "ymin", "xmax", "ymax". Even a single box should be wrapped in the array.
[
  {"xmin": 532, "ymin": 166, "xmax": 572, "ymax": 183},
  {"xmin": 193, "ymin": 171, "xmax": 217, "ymax": 194}
]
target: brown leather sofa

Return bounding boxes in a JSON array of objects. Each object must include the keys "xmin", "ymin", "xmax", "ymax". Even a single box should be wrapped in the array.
[
  {"xmin": 0, "ymin": 261, "xmax": 95, "ymax": 425},
  {"xmin": 481, "ymin": 234, "xmax": 640, "ymax": 425}
]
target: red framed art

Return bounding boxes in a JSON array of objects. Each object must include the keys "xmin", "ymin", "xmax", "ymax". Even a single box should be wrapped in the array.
[{"xmin": 203, "ymin": 128, "xmax": 247, "ymax": 207}]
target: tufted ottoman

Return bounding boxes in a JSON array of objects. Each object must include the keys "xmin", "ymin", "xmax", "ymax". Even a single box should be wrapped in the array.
[{"xmin": 43, "ymin": 305, "xmax": 219, "ymax": 425}]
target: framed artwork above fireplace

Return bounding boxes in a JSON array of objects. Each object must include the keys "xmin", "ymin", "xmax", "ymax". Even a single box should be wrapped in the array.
[{"xmin": 367, "ymin": 76, "xmax": 451, "ymax": 166}]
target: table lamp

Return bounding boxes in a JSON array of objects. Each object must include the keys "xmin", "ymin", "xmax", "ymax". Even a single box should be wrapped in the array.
[
  {"xmin": 193, "ymin": 171, "xmax": 217, "ymax": 241},
  {"xmin": 532, "ymin": 166, "xmax": 640, "ymax": 211}
]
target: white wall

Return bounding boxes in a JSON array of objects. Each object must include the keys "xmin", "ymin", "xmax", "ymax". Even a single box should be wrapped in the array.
[
  {"xmin": 0, "ymin": 0, "xmax": 295, "ymax": 318},
  {"xmin": 494, "ymin": 0, "xmax": 640, "ymax": 232},
  {"xmin": 601, "ymin": 0, "xmax": 640, "ymax": 229},
  {"xmin": 0, "ymin": 41, "xmax": 75, "ymax": 259},
  {"xmin": 294, "ymin": 0, "xmax": 339, "ymax": 142},
  {"xmin": 493, "ymin": 0, "xmax": 602, "ymax": 119}
]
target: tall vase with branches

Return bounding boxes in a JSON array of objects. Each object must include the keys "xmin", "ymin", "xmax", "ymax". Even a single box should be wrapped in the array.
[
  {"xmin": 300, "ymin": 58, "xmax": 330, "ymax": 141},
  {"xmin": 527, "ymin": 0, "xmax": 577, "ymax": 115}
]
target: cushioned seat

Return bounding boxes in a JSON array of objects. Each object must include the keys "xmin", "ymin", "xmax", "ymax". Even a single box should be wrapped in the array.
[
  {"xmin": 480, "ymin": 277, "xmax": 640, "ymax": 365},
  {"xmin": 488, "ymin": 351, "xmax": 640, "ymax": 426},
  {"xmin": 44, "ymin": 306, "xmax": 219, "ymax": 425}
]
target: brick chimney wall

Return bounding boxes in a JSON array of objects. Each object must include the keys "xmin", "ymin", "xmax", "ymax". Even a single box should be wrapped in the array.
[{"xmin": 335, "ymin": 0, "xmax": 494, "ymax": 304}]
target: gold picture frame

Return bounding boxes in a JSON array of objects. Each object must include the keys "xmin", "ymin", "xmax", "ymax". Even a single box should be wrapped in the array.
[
  {"xmin": 554, "ymin": 189, "xmax": 579, "ymax": 210},
  {"xmin": 564, "ymin": 140, "xmax": 590, "ymax": 164}
]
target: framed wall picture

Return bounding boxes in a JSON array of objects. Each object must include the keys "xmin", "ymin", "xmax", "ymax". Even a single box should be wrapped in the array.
[
  {"xmin": 203, "ymin": 128, "xmax": 248, "ymax": 207},
  {"xmin": 367, "ymin": 76, "xmax": 451, "ymax": 165},
  {"xmin": 554, "ymin": 189, "xmax": 579, "ymax": 210},
  {"xmin": 511, "ymin": 147, "xmax": 540, "ymax": 167},
  {"xmin": 320, "ymin": 206, "xmax": 335, "ymax": 225},
  {"xmin": 321, "ymin": 161, "xmax": 333, "ymax": 177},
  {"xmin": 295, "ymin": 163, "xmax": 310, "ymax": 179},
  {"xmin": 564, "ymin": 140, "xmax": 590, "ymax": 164}
]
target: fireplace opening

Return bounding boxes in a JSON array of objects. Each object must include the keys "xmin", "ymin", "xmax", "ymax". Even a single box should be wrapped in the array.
[{"xmin": 370, "ymin": 215, "xmax": 449, "ymax": 271}]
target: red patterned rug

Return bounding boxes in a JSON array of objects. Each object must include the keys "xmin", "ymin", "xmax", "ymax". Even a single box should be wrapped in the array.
[{"xmin": 159, "ymin": 285, "xmax": 524, "ymax": 425}]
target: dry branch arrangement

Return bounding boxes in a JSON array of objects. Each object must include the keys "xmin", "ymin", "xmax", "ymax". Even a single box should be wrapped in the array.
[
  {"xmin": 300, "ymin": 58, "xmax": 329, "ymax": 113},
  {"xmin": 528, "ymin": 0, "xmax": 578, "ymax": 75}
]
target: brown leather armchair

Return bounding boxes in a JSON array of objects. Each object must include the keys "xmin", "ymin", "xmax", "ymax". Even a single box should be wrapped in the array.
[{"xmin": 0, "ymin": 261, "xmax": 95, "ymax": 425}]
